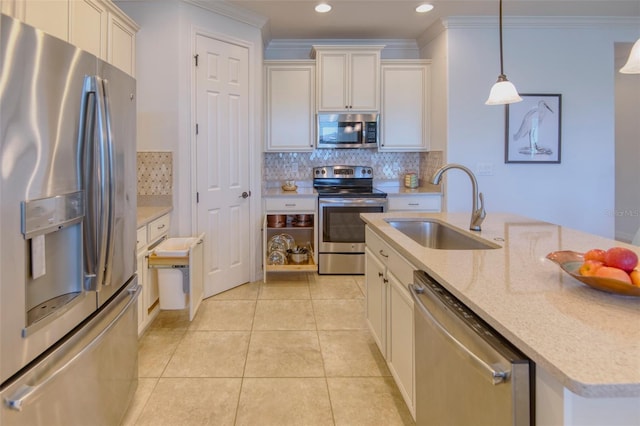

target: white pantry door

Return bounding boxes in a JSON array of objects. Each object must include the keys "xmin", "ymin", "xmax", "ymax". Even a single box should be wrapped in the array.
[{"xmin": 195, "ymin": 34, "xmax": 251, "ymax": 297}]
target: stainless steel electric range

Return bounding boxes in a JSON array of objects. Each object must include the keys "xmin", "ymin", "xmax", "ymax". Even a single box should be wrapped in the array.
[{"xmin": 313, "ymin": 166, "xmax": 387, "ymax": 274}]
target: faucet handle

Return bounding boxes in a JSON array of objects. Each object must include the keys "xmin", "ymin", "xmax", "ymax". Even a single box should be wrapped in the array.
[{"xmin": 478, "ymin": 192, "xmax": 486, "ymax": 216}]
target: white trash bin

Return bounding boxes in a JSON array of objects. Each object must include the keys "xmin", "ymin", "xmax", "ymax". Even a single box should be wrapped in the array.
[{"xmin": 153, "ymin": 237, "xmax": 199, "ymax": 310}]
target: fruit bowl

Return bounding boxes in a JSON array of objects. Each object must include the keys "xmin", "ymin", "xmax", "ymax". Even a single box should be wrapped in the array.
[{"xmin": 546, "ymin": 251, "xmax": 640, "ymax": 297}]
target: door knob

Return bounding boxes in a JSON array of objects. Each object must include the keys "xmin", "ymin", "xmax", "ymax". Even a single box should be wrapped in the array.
[{"xmin": 239, "ymin": 191, "xmax": 251, "ymax": 199}]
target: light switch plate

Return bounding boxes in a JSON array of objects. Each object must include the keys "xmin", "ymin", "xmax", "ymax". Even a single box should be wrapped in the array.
[{"xmin": 476, "ymin": 162, "xmax": 494, "ymax": 176}]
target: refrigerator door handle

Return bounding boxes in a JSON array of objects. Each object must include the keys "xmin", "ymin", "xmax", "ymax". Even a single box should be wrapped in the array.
[
  {"xmin": 79, "ymin": 75, "xmax": 110, "ymax": 292},
  {"xmin": 100, "ymin": 78, "xmax": 116, "ymax": 288},
  {"xmin": 4, "ymin": 285, "xmax": 141, "ymax": 412}
]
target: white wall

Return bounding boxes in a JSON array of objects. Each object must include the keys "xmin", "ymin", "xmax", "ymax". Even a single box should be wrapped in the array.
[
  {"xmin": 615, "ymin": 42, "xmax": 640, "ymax": 243},
  {"xmin": 117, "ymin": 0, "xmax": 264, "ymax": 278},
  {"xmin": 427, "ymin": 18, "xmax": 640, "ymax": 238}
]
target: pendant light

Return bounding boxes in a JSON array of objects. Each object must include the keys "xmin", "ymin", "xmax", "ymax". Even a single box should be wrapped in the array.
[
  {"xmin": 485, "ymin": 0, "xmax": 522, "ymax": 105},
  {"xmin": 620, "ymin": 39, "xmax": 640, "ymax": 74}
]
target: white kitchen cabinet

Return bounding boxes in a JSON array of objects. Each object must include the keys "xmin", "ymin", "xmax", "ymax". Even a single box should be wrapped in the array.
[
  {"xmin": 264, "ymin": 61, "xmax": 315, "ymax": 152},
  {"xmin": 263, "ymin": 196, "xmax": 318, "ymax": 281},
  {"xmin": 387, "ymin": 193, "xmax": 442, "ymax": 212},
  {"xmin": 2, "ymin": 0, "xmax": 138, "ymax": 76},
  {"xmin": 313, "ymin": 45, "xmax": 384, "ymax": 112},
  {"xmin": 380, "ymin": 60, "xmax": 431, "ymax": 151},
  {"xmin": 136, "ymin": 212, "xmax": 170, "ymax": 335},
  {"xmin": 365, "ymin": 226, "xmax": 416, "ymax": 419}
]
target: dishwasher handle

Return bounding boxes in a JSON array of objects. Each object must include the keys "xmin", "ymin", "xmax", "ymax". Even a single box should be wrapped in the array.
[{"xmin": 409, "ymin": 283, "xmax": 509, "ymax": 385}]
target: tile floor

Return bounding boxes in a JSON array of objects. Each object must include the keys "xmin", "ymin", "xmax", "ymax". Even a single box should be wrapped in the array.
[{"xmin": 121, "ymin": 273, "xmax": 415, "ymax": 426}]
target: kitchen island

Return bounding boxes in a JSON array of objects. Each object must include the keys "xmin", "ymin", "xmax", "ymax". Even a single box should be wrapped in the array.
[{"xmin": 361, "ymin": 211, "xmax": 640, "ymax": 425}]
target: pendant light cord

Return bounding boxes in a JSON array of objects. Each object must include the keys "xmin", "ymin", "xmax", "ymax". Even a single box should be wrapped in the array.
[{"xmin": 499, "ymin": 0, "xmax": 505, "ymax": 77}]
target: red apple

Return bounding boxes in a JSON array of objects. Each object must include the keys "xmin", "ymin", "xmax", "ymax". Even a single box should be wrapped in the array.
[
  {"xmin": 630, "ymin": 269, "xmax": 640, "ymax": 287},
  {"xmin": 594, "ymin": 266, "xmax": 633, "ymax": 284},
  {"xmin": 584, "ymin": 249, "xmax": 606, "ymax": 263},
  {"xmin": 578, "ymin": 260, "xmax": 604, "ymax": 277},
  {"xmin": 603, "ymin": 247, "xmax": 638, "ymax": 272}
]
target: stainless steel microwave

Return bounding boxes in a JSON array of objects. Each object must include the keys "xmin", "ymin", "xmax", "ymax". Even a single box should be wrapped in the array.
[{"xmin": 316, "ymin": 113, "xmax": 379, "ymax": 149}]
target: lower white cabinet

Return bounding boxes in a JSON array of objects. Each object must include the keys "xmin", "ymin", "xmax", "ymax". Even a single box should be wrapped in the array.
[
  {"xmin": 387, "ymin": 193, "xmax": 441, "ymax": 212},
  {"xmin": 136, "ymin": 213, "xmax": 170, "ymax": 335},
  {"xmin": 365, "ymin": 226, "xmax": 416, "ymax": 419}
]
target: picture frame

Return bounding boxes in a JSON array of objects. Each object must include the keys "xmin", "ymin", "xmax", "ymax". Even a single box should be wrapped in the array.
[{"xmin": 505, "ymin": 94, "xmax": 561, "ymax": 164}]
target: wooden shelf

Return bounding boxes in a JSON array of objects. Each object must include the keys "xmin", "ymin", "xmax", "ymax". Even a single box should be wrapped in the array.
[{"xmin": 266, "ymin": 257, "xmax": 316, "ymax": 272}]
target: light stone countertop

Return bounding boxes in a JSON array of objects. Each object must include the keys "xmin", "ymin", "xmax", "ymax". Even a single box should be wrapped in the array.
[
  {"xmin": 137, "ymin": 205, "xmax": 172, "ymax": 228},
  {"xmin": 262, "ymin": 186, "xmax": 317, "ymax": 198},
  {"xmin": 361, "ymin": 211, "xmax": 640, "ymax": 398}
]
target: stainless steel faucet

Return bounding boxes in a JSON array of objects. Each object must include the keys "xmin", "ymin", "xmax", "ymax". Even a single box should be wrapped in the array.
[{"xmin": 430, "ymin": 163, "xmax": 486, "ymax": 231}]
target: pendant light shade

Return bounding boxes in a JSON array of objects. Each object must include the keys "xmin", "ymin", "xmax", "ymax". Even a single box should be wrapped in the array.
[
  {"xmin": 620, "ymin": 39, "xmax": 640, "ymax": 74},
  {"xmin": 486, "ymin": 75, "xmax": 522, "ymax": 105},
  {"xmin": 485, "ymin": 0, "xmax": 522, "ymax": 105}
]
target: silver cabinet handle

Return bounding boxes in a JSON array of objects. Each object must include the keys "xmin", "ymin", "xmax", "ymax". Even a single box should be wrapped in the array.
[
  {"xmin": 157, "ymin": 224, "xmax": 166, "ymax": 230},
  {"xmin": 409, "ymin": 284, "xmax": 508, "ymax": 385}
]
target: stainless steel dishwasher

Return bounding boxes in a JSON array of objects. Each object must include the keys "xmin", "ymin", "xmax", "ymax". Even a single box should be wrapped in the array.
[{"xmin": 410, "ymin": 270, "xmax": 534, "ymax": 426}]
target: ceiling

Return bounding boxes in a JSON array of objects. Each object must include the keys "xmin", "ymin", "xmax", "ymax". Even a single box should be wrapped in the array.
[{"xmin": 222, "ymin": 0, "xmax": 640, "ymax": 40}]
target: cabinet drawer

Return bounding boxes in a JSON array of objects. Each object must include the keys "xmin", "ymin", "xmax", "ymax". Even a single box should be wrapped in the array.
[
  {"xmin": 388, "ymin": 195, "xmax": 441, "ymax": 212},
  {"xmin": 265, "ymin": 197, "xmax": 316, "ymax": 213},
  {"xmin": 366, "ymin": 226, "xmax": 415, "ymax": 285},
  {"xmin": 148, "ymin": 214, "xmax": 170, "ymax": 243},
  {"xmin": 366, "ymin": 226, "xmax": 391, "ymax": 266},
  {"xmin": 136, "ymin": 226, "xmax": 148, "ymax": 252}
]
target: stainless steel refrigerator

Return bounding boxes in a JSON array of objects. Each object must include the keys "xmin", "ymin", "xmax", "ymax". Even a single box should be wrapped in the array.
[{"xmin": 0, "ymin": 14, "xmax": 139, "ymax": 425}]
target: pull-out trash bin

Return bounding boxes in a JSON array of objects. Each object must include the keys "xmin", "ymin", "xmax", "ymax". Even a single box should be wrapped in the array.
[{"xmin": 148, "ymin": 234, "xmax": 205, "ymax": 320}]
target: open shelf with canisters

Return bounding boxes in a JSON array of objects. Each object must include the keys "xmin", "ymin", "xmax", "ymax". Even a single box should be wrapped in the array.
[{"xmin": 263, "ymin": 196, "xmax": 317, "ymax": 281}]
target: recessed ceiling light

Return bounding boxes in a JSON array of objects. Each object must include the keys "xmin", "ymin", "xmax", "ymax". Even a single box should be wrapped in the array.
[
  {"xmin": 415, "ymin": 3, "xmax": 434, "ymax": 13},
  {"xmin": 315, "ymin": 3, "xmax": 332, "ymax": 13}
]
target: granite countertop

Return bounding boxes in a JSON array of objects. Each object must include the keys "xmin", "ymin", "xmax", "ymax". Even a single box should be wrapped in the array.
[
  {"xmin": 361, "ymin": 211, "xmax": 640, "ymax": 398},
  {"xmin": 137, "ymin": 205, "xmax": 172, "ymax": 228}
]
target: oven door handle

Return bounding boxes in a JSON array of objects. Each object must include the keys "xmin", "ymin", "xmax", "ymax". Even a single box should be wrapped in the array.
[{"xmin": 319, "ymin": 198, "xmax": 387, "ymax": 206}]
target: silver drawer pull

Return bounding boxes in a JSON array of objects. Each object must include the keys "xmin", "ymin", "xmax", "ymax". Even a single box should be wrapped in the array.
[
  {"xmin": 379, "ymin": 249, "xmax": 389, "ymax": 258},
  {"xmin": 285, "ymin": 203, "xmax": 296, "ymax": 207},
  {"xmin": 157, "ymin": 224, "xmax": 166, "ymax": 230},
  {"xmin": 408, "ymin": 203, "xmax": 419, "ymax": 206}
]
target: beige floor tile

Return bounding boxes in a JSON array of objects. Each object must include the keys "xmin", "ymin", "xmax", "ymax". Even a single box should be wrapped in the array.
[
  {"xmin": 120, "ymin": 378, "xmax": 158, "ymax": 426},
  {"xmin": 189, "ymin": 300, "xmax": 256, "ymax": 331},
  {"xmin": 265, "ymin": 272, "xmax": 310, "ymax": 282},
  {"xmin": 244, "ymin": 331, "xmax": 324, "ymax": 377},
  {"xmin": 148, "ymin": 309, "xmax": 191, "ymax": 331},
  {"xmin": 259, "ymin": 280, "xmax": 311, "ymax": 299},
  {"xmin": 211, "ymin": 280, "xmax": 260, "ymax": 300},
  {"xmin": 319, "ymin": 330, "xmax": 390, "ymax": 377},
  {"xmin": 137, "ymin": 330, "xmax": 185, "ymax": 378},
  {"xmin": 134, "ymin": 378, "xmax": 241, "ymax": 426},
  {"xmin": 236, "ymin": 378, "xmax": 333, "ymax": 426},
  {"xmin": 163, "ymin": 331, "xmax": 250, "ymax": 377},
  {"xmin": 313, "ymin": 299, "xmax": 367, "ymax": 330},
  {"xmin": 253, "ymin": 299, "xmax": 316, "ymax": 330},
  {"xmin": 327, "ymin": 377, "xmax": 415, "ymax": 426},
  {"xmin": 354, "ymin": 275, "xmax": 366, "ymax": 296},
  {"xmin": 309, "ymin": 277, "xmax": 364, "ymax": 299}
]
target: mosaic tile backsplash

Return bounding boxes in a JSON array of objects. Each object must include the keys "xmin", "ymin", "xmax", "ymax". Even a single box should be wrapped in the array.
[
  {"xmin": 263, "ymin": 150, "xmax": 443, "ymax": 184},
  {"xmin": 137, "ymin": 151, "xmax": 173, "ymax": 196}
]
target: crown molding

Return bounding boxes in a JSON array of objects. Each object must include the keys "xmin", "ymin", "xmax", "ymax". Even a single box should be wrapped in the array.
[
  {"xmin": 265, "ymin": 39, "xmax": 418, "ymax": 58},
  {"xmin": 184, "ymin": 0, "xmax": 268, "ymax": 29},
  {"xmin": 443, "ymin": 15, "xmax": 640, "ymax": 30}
]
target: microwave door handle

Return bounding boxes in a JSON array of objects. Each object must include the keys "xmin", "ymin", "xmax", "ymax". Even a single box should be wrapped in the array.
[{"xmin": 409, "ymin": 284, "xmax": 509, "ymax": 385}]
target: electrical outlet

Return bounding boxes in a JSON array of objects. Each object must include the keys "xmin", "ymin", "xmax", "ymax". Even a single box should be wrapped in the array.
[{"xmin": 476, "ymin": 162, "xmax": 494, "ymax": 176}]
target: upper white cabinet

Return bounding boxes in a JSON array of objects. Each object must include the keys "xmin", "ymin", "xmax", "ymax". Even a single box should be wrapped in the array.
[
  {"xmin": 2, "ymin": 0, "xmax": 138, "ymax": 76},
  {"xmin": 380, "ymin": 60, "xmax": 431, "ymax": 152},
  {"xmin": 264, "ymin": 61, "xmax": 316, "ymax": 152},
  {"xmin": 313, "ymin": 45, "xmax": 384, "ymax": 112}
]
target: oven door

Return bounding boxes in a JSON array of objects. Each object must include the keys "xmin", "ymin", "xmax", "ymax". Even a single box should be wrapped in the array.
[{"xmin": 318, "ymin": 197, "xmax": 387, "ymax": 253}]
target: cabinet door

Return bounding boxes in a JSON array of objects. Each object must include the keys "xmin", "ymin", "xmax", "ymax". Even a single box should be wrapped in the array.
[
  {"xmin": 107, "ymin": 11, "xmax": 136, "ymax": 76},
  {"xmin": 317, "ymin": 52, "xmax": 349, "ymax": 111},
  {"xmin": 380, "ymin": 62, "xmax": 431, "ymax": 152},
  {"xmin": 349, "ymin": 52, "xmax": 380, "ymax": 111},
  {"xmin": 387, "ymin": 271, "xmax": 415, "ymax": 418},
  {"xmin": 265, "ymin": 62, "xmax": 315, "ymax": 151},
  {"xmin": 23, "ymin": 0, "xmax": 69, "ymax": 41},
  {"xmin": 69, "ymin": 0, "xmax": 107, "ymax": 59},
  {"xmin": 365, "ymin": 247, "xmax": 387, "ymax": 357}
]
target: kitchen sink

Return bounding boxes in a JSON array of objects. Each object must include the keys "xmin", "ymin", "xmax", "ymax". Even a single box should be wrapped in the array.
[{"xmin": 385, "ymin": 219, "xmax": 500, "ymax": 250}]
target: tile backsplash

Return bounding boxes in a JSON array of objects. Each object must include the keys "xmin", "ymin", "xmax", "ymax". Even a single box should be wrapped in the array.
[
  {"xmin": 137, "ymin": 151, "xmax": 173, "ymax": 196},
  {"xmin": 263, "ymin": 150, "xmax": 443, "ymax": 184}
]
